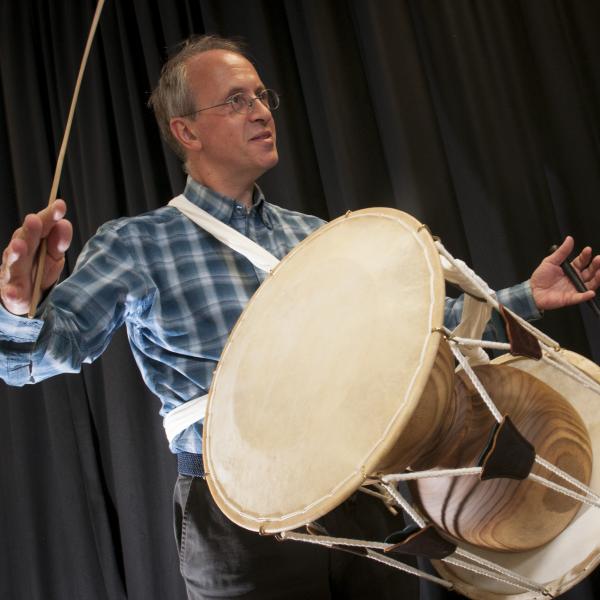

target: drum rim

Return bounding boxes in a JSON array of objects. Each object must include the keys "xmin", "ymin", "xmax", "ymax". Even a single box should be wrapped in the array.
[{"xmin": 203, "ymin": 207, "xmax": 446, "ymax": 532}]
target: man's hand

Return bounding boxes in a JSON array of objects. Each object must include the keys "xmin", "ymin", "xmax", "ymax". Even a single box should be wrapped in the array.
[
  {"xmin": 0, "ymin": 200, "xmax": 73, "ymax": 316},
  {"xmin": 531, "ymin": 236, "xmax": 600, "ymax": 311}
]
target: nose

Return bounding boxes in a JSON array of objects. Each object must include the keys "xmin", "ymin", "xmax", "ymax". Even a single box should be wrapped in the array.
[{"xmin": 248, "ymin": 97, "xmax": 272, "ymax": 122}]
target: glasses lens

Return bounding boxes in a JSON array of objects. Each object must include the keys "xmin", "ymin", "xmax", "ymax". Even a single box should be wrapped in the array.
[
  {"xmin": 259, "ymin": 89, "xmax": 279, "ymax": 111},
  {"xmin": 230, "ymin": 93, "xmax": 249, "ymax": 114},
  {"xmin": 228, "ymin": 90, "xmax": 280, "ymax": 114}
]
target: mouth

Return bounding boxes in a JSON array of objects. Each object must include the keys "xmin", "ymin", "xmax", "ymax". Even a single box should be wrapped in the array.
[{"xmin": 249, "ymin": 131, "xmax": 273, "ymax": 142}]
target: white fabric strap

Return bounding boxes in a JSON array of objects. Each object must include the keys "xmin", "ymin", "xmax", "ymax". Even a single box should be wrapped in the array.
[
  {"xmin": 168, "ymin": 194, "xmax": 280, "ymax": 273},
  {"xmin": 438, "ymin": 251, "xmax": 495, "ymax": 301},
  {"xmin": 451, "ymin": 294, "xmax": 492, "ymax": 365},
  {"xmin": 164, "ymin": 394, "xmax": 208, "ymax": 444},
  {"xmin": 163, "ymin": 194, "xmax": 281, "ymax": 442}
]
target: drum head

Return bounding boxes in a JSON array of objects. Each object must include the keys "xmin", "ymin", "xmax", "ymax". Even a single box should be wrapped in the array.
[
  {"xmin": 433, "ymin": 350, "xmax": 600, "ymax": 599},
  {"xmin": 204, "ymin": 208, "xmax": 445, "ymax": 532}
]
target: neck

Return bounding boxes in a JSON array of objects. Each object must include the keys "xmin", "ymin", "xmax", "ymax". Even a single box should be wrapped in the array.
[{"xmin": 187, "ymin": 164, "xmax": 256, "ymax": 208}]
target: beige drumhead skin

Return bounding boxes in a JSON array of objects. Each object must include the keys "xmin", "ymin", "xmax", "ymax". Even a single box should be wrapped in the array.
[
  {"xmin": 433, "ymin": 350, "xmax": 600, "ymax": 599},
  {"xmin": 203, "ymin": 207, "xmax": 445, "ymax": 533}
]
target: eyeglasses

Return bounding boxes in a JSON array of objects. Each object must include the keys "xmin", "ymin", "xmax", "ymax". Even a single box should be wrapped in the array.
[{"xmin": 180, "ymin": 89, "xmax": 280, "ymax": 117}]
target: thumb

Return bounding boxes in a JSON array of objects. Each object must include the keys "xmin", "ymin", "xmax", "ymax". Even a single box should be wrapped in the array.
[{"xmin": 548, "ymin": 236, "xmax": 574, "ymax": 266}]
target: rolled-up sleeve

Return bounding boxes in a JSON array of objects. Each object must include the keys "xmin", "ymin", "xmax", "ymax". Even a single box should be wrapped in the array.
[
  {"xmin": 444, "ymin": 280, "xmax": 541, "ymax": 342},
  {"xmin": 0, "ymin": 221, "xmax": 146, "ymax": 386},
  {"xmin": 0, "ymin": 305, "xmax": 44, "ymax": 385}
]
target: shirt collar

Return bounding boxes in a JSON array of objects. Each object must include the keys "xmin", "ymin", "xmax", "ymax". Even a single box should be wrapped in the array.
[{"xmin": 183, "ymin": 177, "xmax": 273, "ymax": 229}]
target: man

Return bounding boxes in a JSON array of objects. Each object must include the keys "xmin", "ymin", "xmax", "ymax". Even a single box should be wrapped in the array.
[{"xmin": 1, "ymin": 35, "xmax": 599, "ymax": 599}]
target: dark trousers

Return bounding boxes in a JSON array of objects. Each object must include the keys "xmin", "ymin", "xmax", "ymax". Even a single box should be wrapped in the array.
[{"xmin": 173, "ymin": 475, "xmax": 420, "ymax": 599}]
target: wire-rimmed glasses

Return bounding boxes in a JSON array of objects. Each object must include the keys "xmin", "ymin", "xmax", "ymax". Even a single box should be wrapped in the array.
[{"xmin": 180, "ymin": 89, "xmax": 280, "ymax": 117}]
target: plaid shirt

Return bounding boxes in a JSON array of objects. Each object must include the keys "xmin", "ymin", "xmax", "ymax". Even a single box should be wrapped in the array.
[{"xmin": 0, "ymin": 178, "xmax": 539, "ymax": 454}]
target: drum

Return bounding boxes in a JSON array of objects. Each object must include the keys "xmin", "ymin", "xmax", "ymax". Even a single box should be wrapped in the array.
[
  {"xmin": 203, "ymin": 207, "xmax": 454, "ymax": 532},
  {"xmin": 202, "ymin": 206, "xmax": 600, "ymax": 598},
  {"xmin": 430, "ymin": 350, "xmax": 600, "ymax": 599}
]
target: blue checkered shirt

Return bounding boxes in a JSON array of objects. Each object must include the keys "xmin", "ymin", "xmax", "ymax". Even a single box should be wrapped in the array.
[{"xmin": 0, "ymin": 178, "xmax": 540, "ymax": 454}]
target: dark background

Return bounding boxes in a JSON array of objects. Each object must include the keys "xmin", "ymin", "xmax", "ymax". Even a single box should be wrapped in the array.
[{"xmin": 1, "ymin": 1, "xmax": 599, "ymax": 598}]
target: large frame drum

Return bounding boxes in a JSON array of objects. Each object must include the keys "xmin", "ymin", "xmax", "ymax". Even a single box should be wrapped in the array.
[{"xmin": 203, "ymin": 208, "xmax": 451, "ymax": 532}]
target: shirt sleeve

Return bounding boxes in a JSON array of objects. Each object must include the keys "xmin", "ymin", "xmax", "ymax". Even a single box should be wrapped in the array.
[
  {"xmin": 0, "ymin": 222, "xmax": 147, "ymax": 386},
  {"xmin": 443, "ymin": 280, "xmax": 541, "ymax": 342}
]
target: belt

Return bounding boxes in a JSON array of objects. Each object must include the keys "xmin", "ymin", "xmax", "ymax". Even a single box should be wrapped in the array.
[{"xmin": 177, "ymin": 451, "xmax": 205, "ymax": 477}]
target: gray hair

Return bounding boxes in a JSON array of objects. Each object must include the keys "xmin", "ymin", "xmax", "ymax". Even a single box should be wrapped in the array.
[{"xmin": 148, "ymin": 35, "xmax": 248, "ymax": 161}]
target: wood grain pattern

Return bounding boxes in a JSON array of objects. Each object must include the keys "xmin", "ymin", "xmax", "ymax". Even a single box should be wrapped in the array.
[
  {"xmin": 377, "ymin": 338, "xmax": 457, "ymax": 473},
  {"xmin": 411, "ymin": 364, "xmax": 592, "ymax": 552}
]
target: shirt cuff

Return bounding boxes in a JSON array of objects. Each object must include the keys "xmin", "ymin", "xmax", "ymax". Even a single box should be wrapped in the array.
[
  {"xmin": 0, "ymin": 302, "xmax": 44, "ymax": 342},
  {"xmin": 496, "ymin": 280, "xmax": 542, "ymax": 322}
]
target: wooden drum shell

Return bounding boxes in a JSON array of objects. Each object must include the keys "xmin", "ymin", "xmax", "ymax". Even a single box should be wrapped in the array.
[
  {"xmin": 430, "ymin": 351, "xmax": 600, "ymax": 599},
  {"xmin": 412, "ymin": 363, "xmax": 592, "ymax": 551}
]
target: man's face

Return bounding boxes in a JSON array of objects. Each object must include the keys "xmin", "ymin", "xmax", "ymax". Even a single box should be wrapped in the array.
[{"xmin": 182, "ymin": 50, "xmax": 279, "ymax": 183}]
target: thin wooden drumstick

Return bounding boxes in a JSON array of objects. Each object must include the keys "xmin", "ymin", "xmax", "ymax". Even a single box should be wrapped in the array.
[{"xmin": 28, "ymin": 0, "xmax": 106, "ymax": 318}]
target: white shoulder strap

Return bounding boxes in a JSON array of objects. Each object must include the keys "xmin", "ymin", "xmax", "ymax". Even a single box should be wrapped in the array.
[
  {"xmin": 168, "ymin": 194, "xmax": 280, "ymax": 273},
  {"xmin": 163, "ymin": 194, "xmax": 281, "ymax": 444},
  {"xmin": 164, "ymin": 395, "xmax": 208, "ymax": 444}
]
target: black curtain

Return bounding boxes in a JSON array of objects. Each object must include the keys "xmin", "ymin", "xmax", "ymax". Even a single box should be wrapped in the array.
[{"xmin": 1, "ymin": 1, "xmax": 599, "ymax": 598}]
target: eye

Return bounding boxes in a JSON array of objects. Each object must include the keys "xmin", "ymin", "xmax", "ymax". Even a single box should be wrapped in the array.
[{"xmin": 228, "ymin": 93, "xmax": 248, "ymax": 113}]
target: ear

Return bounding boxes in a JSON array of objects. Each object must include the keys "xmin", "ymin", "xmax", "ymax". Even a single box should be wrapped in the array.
[{"xmin": 169, "ymin": 117, "xmax": 203, "ymax": 152}]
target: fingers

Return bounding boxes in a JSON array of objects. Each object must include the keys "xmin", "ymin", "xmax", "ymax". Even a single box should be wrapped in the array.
[
  {"xmin": 41, "ymin": 255, "xmax": 67, "ymax": 292},
  {"xmin": 570, "ymin": 241, "xmax": 600, "ymax": 291},
  {"xmin": 551, "ymin": 236, "xmax": 600, "ymax": 286},
  {"xmin": 0, "ymin": 282, "xmax": 31, "ymax": 315},
  {"xmin": 1, "ymin": 200, "xmax": 71, "ymax": 315},
  {"xmin": 559, "ymin": 289, "xmax": 596, "ymax": 309},
  {"xmin": 8, "ymin": 200, "xmax": 67, "ymax": 260},
  {"xmin": 0, "ymin": 242, "xmax": 22, "ymax": 286},
  {"xmin": 39, "ymin": 199, "xmax": 68, "ymax": 238},
  {"xmin": 582, "ymin": 255, "xmax": 600, "ymax": 291},
  {"xmin": 3, "ymin": 218, "xmax": 42, "ymax": 285},
  {"xmin": 0, "ymin": 231, "xmax": 37, "ymax": 314},
  {"xmin": 572, "ymin": 246, "xmax": 592, "ymax": 272},
  {"xmin": 45, "ymin": 218, "xmax": 73, "ymax": 261},
  {"xmin": 43, "ymin": 219, "xmax": 73, "ymax": 290},
  {"xmin": 548, "ymin": 236, "xmax": 574, "ymax": 265}
]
